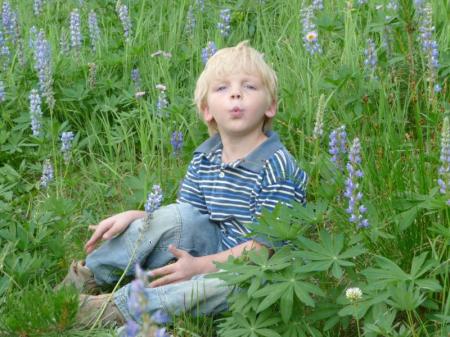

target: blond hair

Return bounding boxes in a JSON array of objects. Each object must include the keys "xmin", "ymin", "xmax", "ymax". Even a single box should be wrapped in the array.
[{"xmin": 194, "ymin": 41, "xmax": 278, "ymax": 135}]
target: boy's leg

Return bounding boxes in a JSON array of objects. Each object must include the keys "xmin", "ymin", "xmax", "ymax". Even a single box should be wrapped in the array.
[
  {"xmin": 114, "ymin": 273, "xmax": 232, "ymax": 321},
  {"xmin": 85, "ymin": 203, "xmax": 221, "ymax": 286}
]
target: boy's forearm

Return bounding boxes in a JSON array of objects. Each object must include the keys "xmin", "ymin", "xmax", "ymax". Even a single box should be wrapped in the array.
[{"xmin": 195, "ymin": 240, "xmax": 266, "ymax": 274}]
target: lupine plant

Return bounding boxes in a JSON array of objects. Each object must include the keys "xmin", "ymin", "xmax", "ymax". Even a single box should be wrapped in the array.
[
  {"xmin": 39, "ymin": 159, "xmax": 53, "ymax": 189},
  {"xmin": 344, "ymin": 138, "xmax": 369, "ymax": 228},
  {"xmin": 217, "ymin": 8, "xmax": 231, "ymax": 38},
  {"xmin": 69, "ymin": 9, "xmax": 82, "ymax": 52},
  {"xmin": 201, "ymin": 41, "xmax": 217, "ymax": 64},
  {"xmin": 88, "ymin": 10, "xmax": 100, "ymax": 52}
]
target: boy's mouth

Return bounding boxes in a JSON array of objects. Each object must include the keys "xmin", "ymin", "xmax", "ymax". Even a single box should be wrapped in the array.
[{"xmin": 230, "ymin": 106, "xmax": 243, "ymax": 117}]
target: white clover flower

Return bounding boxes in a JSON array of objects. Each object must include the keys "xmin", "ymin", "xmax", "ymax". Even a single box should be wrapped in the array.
[
  {"xmin": 345, "ymin": 287, "xmax": 363, "ymax": 301},
  {"xmin": 135, "ymin": 91, "xmax": 146, "ymax": 98}
]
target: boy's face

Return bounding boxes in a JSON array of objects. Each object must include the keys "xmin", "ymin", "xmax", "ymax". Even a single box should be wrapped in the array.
[{"xmin": 202, "ymin": 72, "xmax": 276, "ymax": 139}]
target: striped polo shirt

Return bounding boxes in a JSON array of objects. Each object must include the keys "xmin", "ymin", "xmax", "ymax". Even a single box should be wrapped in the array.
[{"xmin": 177, "ymin": 131, "xmax": 307, "ymax": 249}]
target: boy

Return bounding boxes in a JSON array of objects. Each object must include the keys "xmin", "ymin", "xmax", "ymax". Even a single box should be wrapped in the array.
[{"xmin": 62, "ymin": 40, "xmax": 307, "ymax": 327}]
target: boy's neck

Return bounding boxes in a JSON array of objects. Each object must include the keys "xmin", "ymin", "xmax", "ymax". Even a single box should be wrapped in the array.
[{"xmin": 220, "ymin": 131, "xmax": 268, "ymax": 163}]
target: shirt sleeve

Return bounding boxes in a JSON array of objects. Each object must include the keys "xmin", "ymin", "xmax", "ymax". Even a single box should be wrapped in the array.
[{"xmin": 176, "ymin": 154, "xmax": 208, "ymax": 213}]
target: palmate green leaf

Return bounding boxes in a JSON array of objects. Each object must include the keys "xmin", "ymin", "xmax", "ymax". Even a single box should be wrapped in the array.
[
  {"xmin": 294, "ymin": 283, "xmax": 316, "ymax": 307},
  {"xmin": 254, "ymin": 283, "xmax": 290, "ymax": 312},
  {"xmin": 296, "ymin": 231, "xmax": 365, "ymax": 278},
  {"xmin": 280, "ymin": 287, "xmax": 294, "ymax": 323},
  {"xmin": 409, "ymin": 252, "xmax": 435, "ymax": 280},
  {"xmin": 256, "ymin": 329, "xmax": 281, "ymax": 337},
  {"xmin": 362, "ymin": 256, "xmax": 410, "ymax": 286}
]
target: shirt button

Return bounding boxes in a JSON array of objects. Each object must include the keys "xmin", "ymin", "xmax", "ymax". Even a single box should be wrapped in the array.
[{"xmin": 219, "ymin": 172, "xmax": 225, "ymax": 178}]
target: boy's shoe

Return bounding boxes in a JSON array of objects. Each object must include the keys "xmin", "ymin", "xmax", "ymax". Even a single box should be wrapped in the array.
[
  {"xmin": 55, "ymin": 260, "xmax": 100, "ymax": 294},
  {"xmin": 76, "ymin": 293, "xmax": 125, "ymax": 328}
]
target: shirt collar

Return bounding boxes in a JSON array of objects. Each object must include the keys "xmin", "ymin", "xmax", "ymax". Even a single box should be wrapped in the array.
[{"xmin": 194, "ymin": 131, "xmax": 284, "ymax": 172}]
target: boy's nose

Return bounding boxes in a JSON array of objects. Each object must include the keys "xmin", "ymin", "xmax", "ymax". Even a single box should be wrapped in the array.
[{"xmin": 231, "ymin": 93, "xmax": 241, "ymax": 99}]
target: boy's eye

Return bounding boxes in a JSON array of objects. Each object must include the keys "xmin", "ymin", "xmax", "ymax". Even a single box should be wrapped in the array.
[
  {"xmin": 245, "ymin": 84, "xmax": 256, "ymax": 90},
  {"xmin": 216, "ymin": 86, "xmax": 227, "ymax": 91}
]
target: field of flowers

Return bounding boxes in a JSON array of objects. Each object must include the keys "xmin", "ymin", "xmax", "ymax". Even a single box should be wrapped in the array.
[{"xmin": 0, "ymin": 0, "xmax": 449, "ymax": 336}]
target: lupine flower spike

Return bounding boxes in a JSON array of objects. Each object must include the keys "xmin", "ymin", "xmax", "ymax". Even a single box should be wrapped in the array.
[
  {"xmin": 217, "ymin": 8, "xmax": 231, "ymax": 38},
  {"xmin": 60, "ymin": 131, "xmax": 74, "ymax": 163},
  {"xmin": 0, "ymin": 81, "xmax": 5, "ymax": 102},
  {"xmin": 145, "ymin": 184, "xmax": 163, "ymax": 217},
  {"xmin": 185, "ymin": 5, "xmax": 196, "ymax": 35},
  {"xmin": 117, "ymin": 4, "xmax": 132, "ymax": 43},
  {"xmin": 88, "ymin": 63, "xmax": 97, "ymax": 88},
  {"xmin": 416, "ymin": 2, "xmax": 441, "ymax": 93},
  {"xmin": 29, "ymin": 89, "xmax": 43, "ymax": 136},
  {"xmin": 300, "ymin": 6, "xmax": 322, "ymax": 55},
  {"xmin": 40, "ymin": 159, "xmax": 54, "ymax": 189},
  {"xmin": 329, "ymin": 125, "xmax": 347, "ymax": 170},
  {"xmin": 170, "ymin": 131, "xmax": 183, "ymax": 156},
  {"xmin": 437, "ymin": 117, "xmax": 450, "ymax": 205},
  {"xmin": 33, "ymin": 29, "xmax": 54, "ymax": 109},
  {"xmin": 156, "ymin": 84, "xmax": 168, "ymax": 117},
  {"xmin": 364, "ymin": 38, "xmax": 377, "ymax": 78},
  {"xmin": 344, "ymin": 138, "xmax": 369, "ymax": 228},
  {"xmin": 34, "ymin": 0, "xmax": 44, "ymax": 16},
  {"xmin": 201, "ymin": 41, "xmax": 217, "ymax": 65},
  {"xmin": 313, "ymin": 94, "xmax": 325, "ymax": 140},
  {"xmin": 70, "ymin": 8, "xmax": 82, "ymax": 52},
  {"xmin": 88, "ymin": 10, "xmax": 100, "ymax": 52}
]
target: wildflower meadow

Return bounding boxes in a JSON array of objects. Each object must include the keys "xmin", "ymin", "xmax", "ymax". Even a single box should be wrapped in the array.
[{"xmin": 0, "ymin": 0, "xmax": 449, "ymax": 336}]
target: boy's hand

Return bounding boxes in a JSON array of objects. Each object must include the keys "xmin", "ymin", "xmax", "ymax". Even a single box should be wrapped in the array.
[
  {"xmin": 149, "ymin": 245, "xmax": 201, "ymax": 288},
  {"xmin": 84, "ymin": 210, "xmax": 145, "ymax": 254}
]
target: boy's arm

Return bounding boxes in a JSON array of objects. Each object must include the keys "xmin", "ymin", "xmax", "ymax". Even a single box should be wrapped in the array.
[{"xmin": 148, "ymin": 240, "xmax": 266, "ymax": 288}]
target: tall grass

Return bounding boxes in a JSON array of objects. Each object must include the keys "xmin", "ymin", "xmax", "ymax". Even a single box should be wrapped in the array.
[{"xmin": 0, "ymin": 0, "xmax": 448, "ymax": 336}]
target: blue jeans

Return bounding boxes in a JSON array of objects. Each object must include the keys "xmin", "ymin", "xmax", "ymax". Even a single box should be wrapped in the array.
[{"xmin": 85, "ymin": 203, "xmax": 232, "ymax": 321}]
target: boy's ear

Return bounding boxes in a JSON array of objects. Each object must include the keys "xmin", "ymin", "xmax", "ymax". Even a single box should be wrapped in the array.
[
  {"xmin": 202, "ymin": 105, "xmax": 215, "ymax": 123},
  {"xmin": 265, "ymin": 99, "xmax": 277, "ymax": 118}
]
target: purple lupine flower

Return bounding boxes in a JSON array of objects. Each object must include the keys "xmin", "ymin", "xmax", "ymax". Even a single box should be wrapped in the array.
[
  {"xmin": 437, "ymin": 117, "xmax": 449, "ymax": 205},
  {"xmin": 170, "ymin": 131, "xmax": 183, "ymax": 156},
  {"xmin": 196, "ymin": 0, "xmax": 205, "ymax": 11},
  {"xmin": 357, "ymin": 0, "xmax": 368, "ymax": 5},
  {"xmin": 387, "ymin": 0, "xmax": 398, "ymax": 11},
  {"xmin": 33, "ymin": 0, "xmax": 44, "ymax": 16},
  {"xmin": 364, "ymin": 38, "xmax": 377, "ymax": 76},
  {"xmin": 329, "ymin": 125, "xmax": 347, "ymax": 170},
  {"xmin": 33, "ymin": 29, "xmax": 54, "ymax": 109},
  {"xmin": 344, "ymin": 138, "xmax": 369, "ymax": 228},
  {"xmin": 300, "ymin": 6, "xmax": 322, "ymax": 55},
  {"xmin": 201, "ymin": 41, "xmax": 217, "ymax": 65},
  {"xmin": 217, "ymin": 8, "xmax": 231, "ymax": 38},
  {"xmin": 125, "ymin": 319, "xmax": 140, "ymax": 337},
  {"xmin": 117, "ymin": 4, "xmax": 132, "ymax": 43},
  {"xmin": 185, "ymin": 5, "xmax": 196, "ymax": 35},
  {"xmin": 155, "ymin": 327, "xmax": 170, "ymax": 337},
  {"xmin": 145, "ymin": 185, "xmax": 163, "ymax": 216},
  {"xmin": 156, "ymin": 84, "xmax": 168, "ymax": 117},
  {"xmin": 88, "ymin": 10, "xmax": 100, "ymax": 52},
  {"xmin": 29, "ymin": 26, "xmax": 37, "ymax": 49},
  {"xmin": 0, "ymin": 81, "xmax": 5, "ymax": 102},
  {"xmin": 70, "ymin": 9, "xmax": 82, "ymax": 51},
  {"xmin": 131, "ymin": 68, "xmax": 141, "ymax": 91},
  {"xmin": 29, "ymin": 89, "xmax": 43, "ymax": 136},
  {"xmin": 40, "ymin": 159, "xmax": 53, "ymax": 189},
  {"xmin": 416, "ymin": 2, "xmax": 441, "ymax": 93},
  {"xmin": 312, "ymin": 0, "xmax": 323, "ymax": 10},
  {"xmin": 151, "ymin": 310, "xmax": 171, "ymax": 325},
  {"xmin": 60, "ymin": 131, "xmax": 74, "ymax": 163},
  {"xmin": 2, "ymin": 1, "xmax": 15, "ymax": 42}
]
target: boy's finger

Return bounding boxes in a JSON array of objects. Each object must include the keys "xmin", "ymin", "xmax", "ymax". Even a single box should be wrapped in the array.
[
  {"xmin": 148, "ymin": 264, "xmax": 174, "ymax": 278},
  {"xmin": 150, "ymin": 274, "xmax": 177, "ymax": 288},
  {"xmin": 168, "ymin": 245, "xmax": 187, "ymax": 258}
]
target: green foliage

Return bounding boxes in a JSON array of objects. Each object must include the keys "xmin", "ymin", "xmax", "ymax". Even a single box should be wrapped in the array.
[{"xmin": 0, "ymin": 286, "xmax": 79, "ymax": 336}]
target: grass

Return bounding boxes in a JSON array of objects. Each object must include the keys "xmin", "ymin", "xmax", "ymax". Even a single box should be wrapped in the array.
[{"xmin": 0, "ymin": 0, "xmax": 449, "ymax": 336}]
